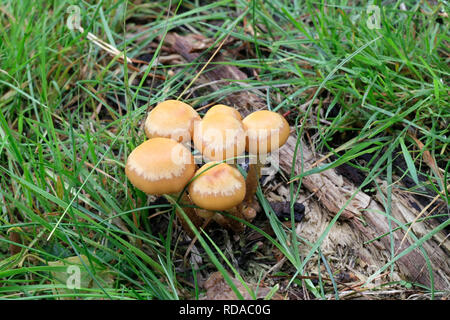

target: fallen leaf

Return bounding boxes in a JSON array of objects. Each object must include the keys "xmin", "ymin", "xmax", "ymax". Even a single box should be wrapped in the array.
[{"xmin": 203, "ymin": 271, "xmax": 284, "ymax": 300}]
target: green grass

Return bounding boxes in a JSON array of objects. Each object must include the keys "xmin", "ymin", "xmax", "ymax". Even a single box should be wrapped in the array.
[{"xmin": 0, "ymin": 0, "xmax": 449, "ymax": 300}]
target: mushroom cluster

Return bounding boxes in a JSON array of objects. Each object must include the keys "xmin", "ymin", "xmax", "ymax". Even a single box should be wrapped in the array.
[{"xmin": 125, "ymin": 100, "xmax": 290, "ymax": 236}]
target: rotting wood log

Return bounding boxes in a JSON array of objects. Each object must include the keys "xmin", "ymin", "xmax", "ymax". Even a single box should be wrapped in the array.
[{"xmin": 279, "ymin": 135, "xmax": 450, "ymax": 291}]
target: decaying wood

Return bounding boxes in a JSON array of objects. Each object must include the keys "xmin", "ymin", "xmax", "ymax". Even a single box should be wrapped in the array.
[{"xmin": 279, "ymin": 135, "xmax": 450, "ymax": 291}]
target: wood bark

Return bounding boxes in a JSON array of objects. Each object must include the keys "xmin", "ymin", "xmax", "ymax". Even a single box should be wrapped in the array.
[{"xmin": 279, "ymin": 135, "xmax": 450, "ymax": 291}]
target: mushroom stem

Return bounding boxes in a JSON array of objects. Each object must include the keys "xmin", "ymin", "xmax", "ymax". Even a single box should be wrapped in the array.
[
  {"xmin": 242, "ymin": 156, "xmax": 262, "ymax": 215},
  {"xmin": 165, "ymin": 192, "xmax": 203, "ymax": 238}
]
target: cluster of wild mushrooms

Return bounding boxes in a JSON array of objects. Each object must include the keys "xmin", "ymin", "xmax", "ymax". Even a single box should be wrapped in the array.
[{"xmin": 125, "ymin": 100, "xmax": 289, "ymax": 237}]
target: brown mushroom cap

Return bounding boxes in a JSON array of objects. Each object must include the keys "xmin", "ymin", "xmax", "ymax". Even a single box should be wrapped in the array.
[
  {"xmin": 125, "ymin": 137, "xmax": 196, "ymax": 195},
  {"xmin": 242, "ymin": 110, "xmax": 290, "ymax": 154},
  {"xmin": 144, "ymin": 100, "xmax": 200, "ymax": 143},
  {"xmin": 188, "ymin": 162, "xmax": 246, "ymax": 211},
  {"xmin": 193, "ymin": 114, "xmax": 246, "ymax": 162},
  {"xmin": 203, "ymin": 104, "xmax": 242, "ymax": 121}
]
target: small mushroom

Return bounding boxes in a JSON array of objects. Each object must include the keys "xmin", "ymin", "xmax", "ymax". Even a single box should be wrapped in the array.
[
  {"xmin": 242, "ymin": 110, "xmax": 290, "ymax": 210},
  {"xmin": 193, "ymin": 114, "xmax": 246, "ymax": 163},
  {"xmin": 243, "ymin": 110, "xmax": 290, "ymax": 156},
  {"xmin": 203, "ymin": 104, "xmax": 242, "ymax": 121},
  {"xmin": 144, "ymin": 100, "xmax": 200, "ymax": 143},
  {"xmin": 188, "ymin": 162, "xmax": 246, "ymax": 233},
  {"xmin": 125, "ymin": 137, "xmax": 202, "ymax": 236}
]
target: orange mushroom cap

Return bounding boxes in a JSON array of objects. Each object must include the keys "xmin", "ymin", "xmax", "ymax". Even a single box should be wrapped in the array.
[
  {"xmin": 125, "ymin": 137, "xmax": 196, "ymax": 195},
  {"xmin": 188, "ymin": 162, "xmax": 246, "ymax": 211},
  {"xmin": 242, "ymin": 110, "xmax": 290, "ymax": 155},
  {"xmin": 203, "ymin": 104, "xmax": 242, "ymax": 121},
  {"xmin": 193, "ymin": 114, "xmax": 246, "ymax": 162},
  {"xmin": 144, "ymin": 100, "xmax": 200, "ymax": 143}
]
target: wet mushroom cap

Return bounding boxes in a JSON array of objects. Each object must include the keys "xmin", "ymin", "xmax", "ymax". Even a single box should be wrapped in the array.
[
  {"xmin": 193, "ymin": 114, "xmax": 246, "ymax": 161},
  {"xmin": 242, "ymin": 110, "xmax": 290, "ymax": 154},
  {"xmin": 203, "ymin": 104, "xmax": 242, "ymax": 121},
  {"xmin": 188, "ymin": 162, "xmax": 246, "ymax": 211},
  {"xmin": 144, "ymin": 100, "xmax": 200, "ymax": 143},
  {"xmin": 125, "ymin": 137, "xmax": 196, "ymax": 195}
]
